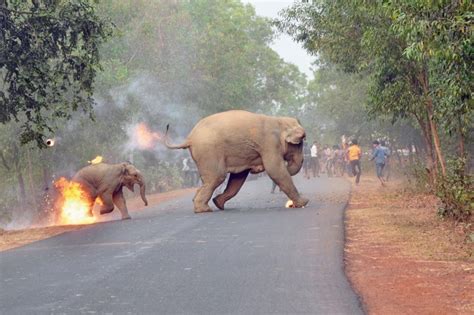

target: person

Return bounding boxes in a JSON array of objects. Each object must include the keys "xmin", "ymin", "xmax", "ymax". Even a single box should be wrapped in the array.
[
  {"xmin": 323, "ymin": 145, "xmax": 332, "ymax": 176},
  {"xmin": 380, "ymin": 140, "xmax": 391, "ymax": 182},
  {"xmin": 325, "ymin": 145, "xmax": 335, "ymax": 177},
  {"xmin": 371, "ymin": 140, "xmax": 389, "ymax": 186},
  {"xmin": 344, "ymin": 142, "xmax": 352, "ymax": 176},
  {"xmin": 182, "ymin": 157, "xmax": 191, "ymax": 187},
  {"xmin": 348, "ymin": 139, "xmax": 362, "ymax": 184},
  {"xmin": 302, "ymin": 141, "xmax": 311, "ymax": 179},
  {"xmin": 310, "ymin": 141, "xmax": 320, "ymax": 177},
  {"xmin": 334, "ymin": 144, "xmax": 345, "ymax": 176}
]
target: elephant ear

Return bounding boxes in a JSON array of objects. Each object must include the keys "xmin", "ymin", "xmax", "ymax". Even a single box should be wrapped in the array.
[
  {"xmin": 121, "ymin": 163, "xmax": 135, "ymax": 192},
  {"xmin": 285, "ymin": 126, "xmax": 306, "ymax": 144}
]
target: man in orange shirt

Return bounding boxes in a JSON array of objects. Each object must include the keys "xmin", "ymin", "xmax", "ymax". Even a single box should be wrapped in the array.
[{"xmin": 347, "ymin": 139, "xmax": 362, "ymax": 184}]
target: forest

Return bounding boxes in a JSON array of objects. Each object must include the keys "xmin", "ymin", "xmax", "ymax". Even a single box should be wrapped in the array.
[{"xmin": 0, "ymin": 0, "xmax": 472, "ymax": 227}]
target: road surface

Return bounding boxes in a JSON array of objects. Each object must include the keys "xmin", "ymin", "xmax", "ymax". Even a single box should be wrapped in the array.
[{"xmin": 1, "ymin": 175, "xmax": 364, "ymax": 314}]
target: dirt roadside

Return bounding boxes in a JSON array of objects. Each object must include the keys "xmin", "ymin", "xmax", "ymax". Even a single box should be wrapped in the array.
[
  {"xmin": 345, "ymin": 176, "xmax": 474, "ymax": 315},
  {"xmin": 0, "ymin": 188, "xmax": 195, "ymax": 252}
]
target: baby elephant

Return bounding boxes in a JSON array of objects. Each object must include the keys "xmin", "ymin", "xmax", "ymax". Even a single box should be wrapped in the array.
[{"xmin": 72, "ymin": 162, "xmax": 148, "ymax": 220}]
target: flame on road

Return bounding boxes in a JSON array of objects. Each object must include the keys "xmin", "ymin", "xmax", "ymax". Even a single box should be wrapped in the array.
[
  {"xmin": 132, "ymin": 123, "xmax": 162, "ymax": 150},
  {"xmin": 285, "ymin": 200, "xmax": 295, "ymax": 208},
  {"xmin": 54, "ymin": 177, "xmax": 97, "ymax": 225},
  {"xmin": 88, "ymin": 156, "xmax": 103, "ymax": 164}
]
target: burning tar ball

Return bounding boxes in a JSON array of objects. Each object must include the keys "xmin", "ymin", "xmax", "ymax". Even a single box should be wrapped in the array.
[{"xmin": 45, "ymin": 138, "xmax": 55, "ymax": 147}]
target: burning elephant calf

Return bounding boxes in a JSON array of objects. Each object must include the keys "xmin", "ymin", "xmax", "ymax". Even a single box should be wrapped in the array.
[{"xmin": 54, "ymin": 162, "xmax": 148, "ymax": 224}]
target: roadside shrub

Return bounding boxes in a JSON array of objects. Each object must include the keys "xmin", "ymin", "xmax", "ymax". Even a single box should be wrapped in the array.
[
  {"xmin": 405, "ymin": 160, "xmax": 433, "ymax": 193},
  {"xmin": 144, "ymin": 162, "xmax": 183, "ymax": 193},
  {"xmin": 436, "ymin": 158, "xmax": 473, "ymax": 221}
]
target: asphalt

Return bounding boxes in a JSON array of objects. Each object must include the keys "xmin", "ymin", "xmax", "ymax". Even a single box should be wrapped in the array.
[{"xmin": 0, "ymin": 175, "xmax": 364, "ymax": 315}]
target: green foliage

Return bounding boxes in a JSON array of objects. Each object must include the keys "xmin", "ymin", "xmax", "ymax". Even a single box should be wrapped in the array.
[
  {"xmin": 385, "ymin": 0, "xmax": 473, "ymax": 138},
  {"xmin": 145, "ymin": 163, "xmax": 183, "ymax": 193},
  {"xmin": 95, "ymin": 0, "xmax": 306, "ymax": 116},
  {"xmin": 303, "ymin": 66, "xmax": 369, "ymax": 143},
  {"xmin": 0, "ymin": 0, "xmax": 112, "ymax": 147},
  {"xmin": 436, "ymin": 158, "xmax": 473, "ymax": 220}
]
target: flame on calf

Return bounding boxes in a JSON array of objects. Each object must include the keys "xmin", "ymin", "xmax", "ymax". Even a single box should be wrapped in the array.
[
  {"xmin": 88, "ymin": 155, "xmax": 103, "ymax": 164},
  {"xmin": 54, "ymin": 177, "xmax": 97, "ymax": 225}
]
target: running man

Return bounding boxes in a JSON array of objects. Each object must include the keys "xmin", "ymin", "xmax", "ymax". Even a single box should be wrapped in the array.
[
  {"xmin": 380, "ymin": 140, "xmax": 391, "ymax": 181},
  {"xmin": 348, "ymin": 139, "xmax": 362, "ymax": 184},
  {"xmin": 371, "ymin": 140, "xmax": 389, "ymax": 186}
]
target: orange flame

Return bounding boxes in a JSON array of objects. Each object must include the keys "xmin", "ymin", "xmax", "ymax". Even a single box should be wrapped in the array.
[
  {"xmin": 285, "ymin": 200, "xmax": 305, "ymax": 208},
  {"xmin": 54, "ymin": 177, "xmax": 97, "ymax": 225},
  {"xmin": 88, "ymin": 156, "xmax": 103, "ymax": 164},
  {"xmin": 133, "ymin": 123, "xmax": 162, "ymax": 150}
]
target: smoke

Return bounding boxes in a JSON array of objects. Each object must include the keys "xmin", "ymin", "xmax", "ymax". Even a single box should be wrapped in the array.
[
  {"xmin": 107, "ymin": 74, "xmax": 200, "ymax": 129},
  {"xmin": 103, "ymin": 74, "xmax": 195, "ymax": 157},
  {"xmin": 1, "ymin": 73, "xmax": 200, "ymax": 231}
]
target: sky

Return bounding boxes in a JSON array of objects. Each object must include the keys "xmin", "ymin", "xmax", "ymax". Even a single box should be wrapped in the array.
[{"xmin": 242, "ymin": 0, "xmax": 315, "ymax": 79}]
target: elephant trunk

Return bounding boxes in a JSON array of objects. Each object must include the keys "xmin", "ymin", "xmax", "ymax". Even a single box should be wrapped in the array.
[
  {"xmin": 287, "ymin": 153, "xmax": 304, "ymax": 176},
  {"xmin": 138, "ymin": 174, "xmax": 148, "ymax": 206}
]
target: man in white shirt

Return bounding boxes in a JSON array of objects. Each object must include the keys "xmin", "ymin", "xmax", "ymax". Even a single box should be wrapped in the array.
[{"xmin": 310, "ymin": 141, "xmax": 320, "ymax": 177}]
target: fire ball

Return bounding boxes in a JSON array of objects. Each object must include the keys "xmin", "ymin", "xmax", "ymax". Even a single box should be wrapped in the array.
[{"xmin": 45, "ymin": 138, "xmax": 55, "ymax": 147}]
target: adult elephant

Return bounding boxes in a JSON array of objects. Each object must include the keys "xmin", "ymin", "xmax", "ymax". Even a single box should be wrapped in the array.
[
  {"xmin": 72, "ymin": 162, "xmax": 148, "ymax": 220},
  {"xmin": 165, "ymin": 110, "xmax": 309, "ymax": 213}
]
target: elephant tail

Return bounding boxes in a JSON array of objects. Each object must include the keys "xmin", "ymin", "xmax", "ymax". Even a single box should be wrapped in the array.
[{"xmin": 164, "ymin": 124, "xmax": 190, "ymax": 149}]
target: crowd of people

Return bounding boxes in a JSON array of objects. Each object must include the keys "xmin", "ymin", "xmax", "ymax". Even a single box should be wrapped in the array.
[{"xmin": 302, "ymin": 139, "xmax": 391, "ymax": 186}]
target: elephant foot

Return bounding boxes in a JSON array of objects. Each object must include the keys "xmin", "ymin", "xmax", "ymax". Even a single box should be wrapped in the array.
[
  {"xmin": 121, "ymin": 215, "xmax": 131, "ymax": 220},
  {"xmin": 293, "ymin": 197, "xmax": 309, "ymax": 208},
  {"xmin": 100, "ymin": 208, "xmax": 114, "ymax": 215},
  {"xmin": 212, "ymin": 196, "xmax": 226, "ymax": 210},
  {"xmin": 194, "ymin": 206, "xmax": 213, "ymax": 214}
]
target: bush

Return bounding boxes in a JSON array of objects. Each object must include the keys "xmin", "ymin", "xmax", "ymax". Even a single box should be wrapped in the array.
[
  {"xmin": 404, "ymin": 159, "xmax": 433, "ymax": 193},
  {"xmin": 145, "ymin": 162, "xmax": 183, "ymax": 193},
  {"xmin": 436, "ymin": 158, "xmax": 473, "ymax": 221}
]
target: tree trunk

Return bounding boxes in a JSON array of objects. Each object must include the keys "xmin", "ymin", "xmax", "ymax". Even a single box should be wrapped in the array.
[
  {"xmin": 414, "ymin": 113, "xmax": 437, "ymax": 184},
  {"xmin": 458, "ymin": 116, "xmax": 465, "ymax": 158},
  {"xmin": 16, "ymin": 166, "xmax": 26, "ymax": 204},
  {"xmin": 42, "ymin": 166, "xmax": 50, "ymax": 191},
  {"xmin": 12, "ymin": 144, "xmax": 26, "ymax": 204},
  {"xmin": 418, "ymin": 69, "xmax": 446, "ymax": 176},
  {"xmin": 426, "ymin": 101, "xmax": 446, "ymax": 176},
  {"xmin": 26, "ymin": 148, "xmax": 37, "ymax": 205}
]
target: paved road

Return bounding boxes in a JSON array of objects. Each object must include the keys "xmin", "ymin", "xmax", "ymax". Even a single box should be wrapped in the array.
[{"xmin": 1, "ymin": 175, "xmax": 364, "ymax": 315}]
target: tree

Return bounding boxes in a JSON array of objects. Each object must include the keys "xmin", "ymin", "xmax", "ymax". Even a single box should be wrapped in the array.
[
  {"xmin": 0, "ymin": 0, "xmax": 111, "ymax": 147},
  {"xmin": 277, "ymin": 0, "xmax": 473, "ymax": 178}
]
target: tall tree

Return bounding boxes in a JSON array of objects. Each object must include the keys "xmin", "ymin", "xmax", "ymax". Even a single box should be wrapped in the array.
[{"xmin": 0, "ymin": 0, "xmax": 111, "ymax": 147}]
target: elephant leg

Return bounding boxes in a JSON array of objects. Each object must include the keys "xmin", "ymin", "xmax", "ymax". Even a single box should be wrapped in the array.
[
  {"xmin": 98, "ymin": 192, "xmax": 115, "ymax": 215},
  {"xmin": 213, "ymin": 170, "xmax": 249, "ymax": 210},
  {"xmin": 193, "ymin": 167, "xmax": 226, "ymax": 213},
  {"xmin": 113, "ymin": 190, "xmax": 131, "ymax": 220},
  {"xmin": 263, "ymin": 156, "xmax": 309, "ymax": 208}
]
